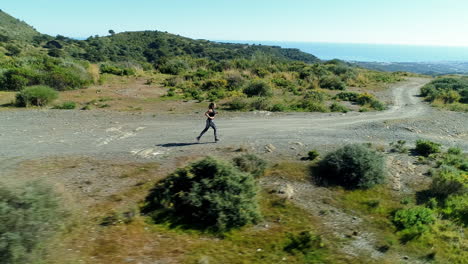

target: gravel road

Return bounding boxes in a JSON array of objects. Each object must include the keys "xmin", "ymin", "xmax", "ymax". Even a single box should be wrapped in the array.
[{"xmin": 1, "ymin": 77, "xmax": 466, "ymax": 165}]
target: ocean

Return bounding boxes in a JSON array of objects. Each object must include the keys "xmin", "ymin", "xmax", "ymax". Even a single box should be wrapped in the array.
[{"xmin": 217, "ymin": 40, "xmax": 468, "ymax": 63}]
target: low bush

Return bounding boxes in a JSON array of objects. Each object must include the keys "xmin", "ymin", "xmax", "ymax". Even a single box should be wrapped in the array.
[
  {"xmin": 318, "ymin": 144, "xmax": 386, "ymax": 189},
  {"xmin": 330, "ymin": 102, "xmax": 349, "ymax": 113},
  {"xmin": 356, "ymin": 93, "xmax": 375, "ymax": 105},
  {"xmin": 0, "ymin": 182, "xmax": 65, "ymax": 264},
  {"xmin": 415, "ymin": 139, "xmax": 441, "ymax": 157},
  {"xmin": 370, "ymin": 99, "xmax": 386, "ymax": 110},
  {"xmin": 143, "ymin": 157, "xmax": 261, "ymax": 232},
  {"xmin": 389, "ymin": 140, "xmax": 408, "ymax": 153},
  {"xmin": 299, "ymin": 99, "xmax": 329, "ymax": 112},
  {"xmin": 392, "ymin": 207, "xmax": 435, "ymax": 234},
  {"xmin": 447, "ymin": 147, "xmax": 462, "ymax": 155},
  {"xmin": 270, "ymin": 103, "xmax": 288, "ymax": 112},
  {"xmin": 442, "ymin": 194, "xmax": 468, "ymax": 226},
  {"xmin": 243, "ymin": 80, "xmax": 273, "ymax": 97},
  {"xmin": 284, "ymin": 231, "xmax": 323, "ymax": 255},
  {"xmin": 158, "ymin": 58, "xmax": 190, "ymax": 75},
  {"xmin": 430, "ymin": 166, "xmax": 467, "ymax": 198},
  {"xmin": 334, "ymin": 91, "xmax": 359, "ymax": 102},
  {"xmin": 250, "ymin": 97, "xmax": 272, "ymax": 111},
  {"xmin": 319, "ymin": 75, "xmax": 346, "ymax": 90},
  {"xmin": 100, "ymin": 64, "xmax": 135, "ymax": 76},
  {"xmin": 202, "ymin": 79, "xmax": 227, "ymax": 90},
  {"xmin": 16, "ymin": 85, "xmax": 58, "ymax": 107},
  {"xmin": 232, "ymin": 154, "xmax": 267, "ymax": 178},
  {"xmin": 307, "ymin": 150, "xmax": 320, "ymax": 161},
  {"xmin": 226, "ymin": 97, "xmax": 249, "ymax": 111},
  {"xmin": 53, "ymin": 101, "xmax": 76, "ymax": 109}
]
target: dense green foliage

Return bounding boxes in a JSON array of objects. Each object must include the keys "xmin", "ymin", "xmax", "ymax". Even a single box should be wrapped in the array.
[
  {"xmin": 318, "ymin": 144, "xmax": 386, "ymax": 189},
  {"xmin": 421, "ymin": 148, "xmax": 468, "ymax": 227},
  {"xmin": 392, "ymin": 207, "xmax": 435, "ymax": 234},
  {"xmin": 232, "ymin": 154, "xmax": 267, "ymax": 178},
  {"xmin": 0, "ymin": 182, "xmax": 65, "ymax": 264},
  {"xmin": 415, "ymin": 139, "xmax": 441, "ymax": 157},
  {"xmin": 144, "ymin": 157, "xmax": 261, "ymax": 232},
  {"xmin": 307, "ymin": 150, "xmax": 320, "ymax": 161},
  {"xmin": 0, "ymin": 56, "xmax": 93, "ymax": 91},
  {"xmin": 284, "ymin": 231, "xmax": 323, "ymax": 255},
  {"xmin": 421, "ymin": 77, "xmax": 468, "ymax": 111},
  {"xmin": 15, "ymin": 85, "xmax": 58, "ymax": 106}
]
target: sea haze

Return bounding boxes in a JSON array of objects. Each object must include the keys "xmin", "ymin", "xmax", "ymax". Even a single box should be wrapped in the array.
[{"xmin": 218, "ymin": 41, "xmax": 468, "ymax": 63}]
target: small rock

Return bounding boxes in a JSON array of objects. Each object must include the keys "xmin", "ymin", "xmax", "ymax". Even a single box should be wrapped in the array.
[
  {"xmin": 277, "ymin": 183, "xmax": 294, "ymax": 199},
  {"xmin": 265, "ymin": 144, "xmax": 276, "ymax": 152},
  {"xmin": 292, "ymin": 142, "xmax": 304, "ymax": 146},
  {"xmin": 256, "ymin": 248, "xmax": 263, "ymax": 252}
]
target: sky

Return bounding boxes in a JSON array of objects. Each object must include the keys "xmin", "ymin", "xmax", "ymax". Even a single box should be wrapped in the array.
[{"xmin": 2, "ymin": 0, "xmax": 468, "ymax": 47}]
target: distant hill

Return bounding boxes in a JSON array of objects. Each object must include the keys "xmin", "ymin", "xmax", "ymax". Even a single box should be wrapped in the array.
[
  {"xmin": 70, "ymin": 31, "xmax": 320, "ymax": 64},
  {"xmin": 0, "ymin": 10, "xmax": 41, "ymax": 41},
  {"xmin": 0, "ymin": 10, "xmax": 319, "ymax": 65}
]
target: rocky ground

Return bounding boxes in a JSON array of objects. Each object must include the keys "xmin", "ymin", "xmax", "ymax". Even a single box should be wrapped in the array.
[{"xmin": 0, "ymin": 77, "xmax": 467, "ymax": 263}]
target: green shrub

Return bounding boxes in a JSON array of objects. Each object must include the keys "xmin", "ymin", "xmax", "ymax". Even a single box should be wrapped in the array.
[
  {"xmin": 304, "ymin": 91, "xmax": 327, "ymax": 102},
  {"xmin": 334, "ymin": 91, "xmax": 359, "ymax": 102},
  {"xmin": 143, "ymin": 157, "xmax": 261, "ymax": 232},
  {"xmin": 318, "ymin": 144, "xmax": 386, "ymax": 189},
  {"xmin": 370, "ymin": 99, "xmax": 386, "ymax": 110},
  {"xmin": 389, "ymin": 140, "xmax": 408, "ymax": 153},
  {"xmin": 16, "ymin": 85, "xmax": 58, "ymax": 107},
  {"xmin": 53, "ymin": 101, "xmax": 76, "ymax": 109},
  {"xmin": 392, "ymin": 207, "xmax": 435, "ymax": 234},
  {"xmin": 250, "ymin": 97, "xmax": 272, "ymax": 110},
  {"xmin": 226, "ymin": 97, "xmax": 249, "ymax": 111},
  {"xmin": 299, "ymin": 99, "xmax": 329, "ymax": 112},
  {"xmin": 356, "ymin": 93, "xmax": 375, "ymax": 105},
  {"xmin": 100, "ymin": 64, "xmax": 135, "ymax": 76},
  {"xmin": 202, "ymin": 79, "xmax": 227, "ymax": 90},
  {"xmin": 270, "ymin": 103, "xmax": 288, "ymax": 112},
  {"xmin": 158, "ymin": 58, "xmax": 190, "ymax": 75},
  {"xmin": 430, "ymin": 166, "xmax": 467, "ymax": 198},
  {"xmin": 415, "ymin": 139, "xmax": 442, "ymax": 157},
  {"xmin": 0, "ymin": 182, "xmax": 65, "ymax": 264},
  {"xmin": 319, "ymin": 75, "xmax": 346, "ymax": 90},
  {"xmin": 442, "ymin": 194, "xmax": 468, "ymax": 226},
  {"xmin": 232, "ymin": 154, "xmax": 267, "ymax": 178},
  {"xmin": 284, "ymin": 231, "xmax": 323, "ymax": 255},
  {"xmin": 43, "ymin": 66, "xmax": 90, "ymax": 90},
  {"xmin": 447, "ymin": 147, "xmax": 462, "ymax": 155},
  {"xmin": 224, "ymin": 72, "xmax": 245, "ymax": 91},
  {"xmin": 330, "ymin": 102, "xmax": 349, "ymax": 113},
  {"xmin": 1, "ymin": 68, "xmax": 41, "ymax": 91},
  {"xmin": 243, "ymin": 80, "xmax": 273, "ymax": 97},
  {"xmin": 307, "ymin": 150, "xmax": 320, "ymax": 161}
]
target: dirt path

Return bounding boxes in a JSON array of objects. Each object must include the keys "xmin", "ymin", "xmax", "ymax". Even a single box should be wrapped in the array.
[
  {"xmin": 0, "ymin": 77, "xmax": 466, "ymax": 164},
  {"xmin": 0, "ymin": 77, "xmax": 466, "ymax": 263}
]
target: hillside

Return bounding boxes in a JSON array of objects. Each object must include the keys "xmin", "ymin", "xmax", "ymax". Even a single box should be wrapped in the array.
[
  {"xmin": 0, "ymin": 10, "xmax": 41, "ymax": 41},
  {"xmin": 73, "ymin": 31, "xmax": 321, "ymax": 64}
]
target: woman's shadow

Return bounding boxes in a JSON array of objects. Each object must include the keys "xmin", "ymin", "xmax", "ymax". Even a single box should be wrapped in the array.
[{"xmin": 156, "ymin": 142, "xmax": 213, "ymax": 147}]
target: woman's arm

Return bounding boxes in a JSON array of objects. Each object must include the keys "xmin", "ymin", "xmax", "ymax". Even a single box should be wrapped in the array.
[{"xmin": 205, "ymin": 110, "xmax": 214, "ymax": 119}]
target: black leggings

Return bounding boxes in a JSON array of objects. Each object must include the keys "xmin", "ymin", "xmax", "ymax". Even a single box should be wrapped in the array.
[{"xmin": 198, "ymin": 119, "xmax": 218, "ymax": 139}]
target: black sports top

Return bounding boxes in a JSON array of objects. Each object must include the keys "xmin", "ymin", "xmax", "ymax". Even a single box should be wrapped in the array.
[{"xmin": 208, "ymin": 111, "xmax": 217, "ymax": 117}]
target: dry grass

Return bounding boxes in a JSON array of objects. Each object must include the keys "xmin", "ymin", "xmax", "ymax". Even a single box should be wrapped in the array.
[{"xmin": 264, "ymin": 161, "xmax": 311, "ymax": 182}]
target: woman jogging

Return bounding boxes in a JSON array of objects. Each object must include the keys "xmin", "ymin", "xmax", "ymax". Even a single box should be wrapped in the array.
[{"xmin": 197, "ymin": 103, "xmax": 219, "ymax": 142}]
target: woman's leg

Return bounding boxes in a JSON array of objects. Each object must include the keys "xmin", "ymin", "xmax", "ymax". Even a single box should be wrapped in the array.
[
  {"xmin": 197, "ymin": 120, "xmax": 210, "ymax": 140},
  {"xmin": 210, "ymin": 120, "xmax": 218, "ymax": 141}
]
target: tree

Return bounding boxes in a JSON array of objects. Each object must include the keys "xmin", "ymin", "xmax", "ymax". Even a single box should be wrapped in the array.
[{"xmin": 108, "ymin": 29, "xmax": 115, "ymax": 35}]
